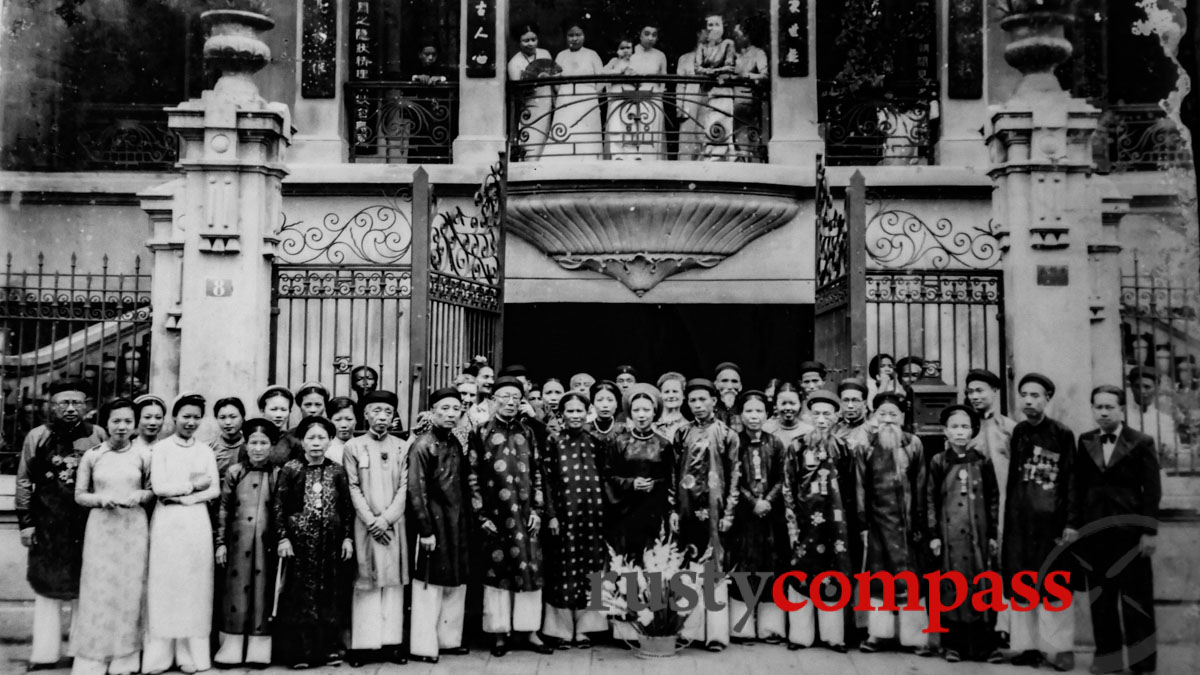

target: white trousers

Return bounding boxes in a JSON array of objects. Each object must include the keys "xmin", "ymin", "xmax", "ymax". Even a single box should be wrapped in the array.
[
  {"xmin": 542, "ymin": 605, "xmax": 608, "ymax": 640},
  {"xmin": 31, "ymin": 594, "xmax": 75, "ymax": 665},
  {"xmin": 213, "ymin": 632, "xmax": 272, "ymax": 665},
  {"xmin": 866, "ymin": 598, "xmax": 929, "ymax": 647},
  {"xmin": 409, "ymin": 583, "xmax": 466, "ymax": 658},
  {"xmin": 996, "ymin": 605, "xmax": 1011, "ymax": 633},
  {"xmin": 680, "ymin": 580, "xmax": 730, "ymax": 646},
  {"xmin": 350, "ymin": 585, "xmax": 405, "ymax": 649},
  {"xmin": 730, "ymin": 598, "xmax": 786, "ymax": 640},
  {"xmin": 482, "ymin": 587, "xmax": 542, "ymax": 634},
  {"xmin": 70, "ymin": 652, "xmax": 140, "ymax": 675},
  {"xmin": 1009, "ymin": 604, "xmax": 1075, "ymax": 655},
  {"xmin": 140, "ymin": 637, "xmax": 210, "ymax": 674},
  {"xmin": 786, "ymin": 589, "xmax": 845, "ymax": 647}
]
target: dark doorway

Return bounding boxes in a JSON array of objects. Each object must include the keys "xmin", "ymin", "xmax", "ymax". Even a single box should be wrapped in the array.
[{"xmin": 503, "ymin": 303, "xmax": 813, "ymax": 389}]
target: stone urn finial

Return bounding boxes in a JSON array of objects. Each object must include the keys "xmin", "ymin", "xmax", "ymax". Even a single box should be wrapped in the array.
[
  {"xmin": 201, "ymin": 8, "xmax": 274, "ymax": 104},
  {"xmin": 999, "ymin": 0, "xmax": 1075, "ymax": 96}
]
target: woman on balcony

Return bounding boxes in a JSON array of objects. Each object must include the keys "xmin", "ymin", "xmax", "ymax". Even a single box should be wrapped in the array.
[
  {"xmin": 544, "ymin": 20, "xmax": 604, "ymax": 159},
  {"xmin": 675, "ymin": 29, "xmax": 707, "ymax": 160},
  {"xmin": 607, "ymin": 25, "xmax": 669, "ymax": 160},
  {"xmin": 731, "ymin": 21, "xmax": 768, "ymax": 161},
  {"xmin": 507, "ymin": 24, "xmax": 555, "ymax": 161},
  {"xmin": 694, "ymin": 14, "xmax": 737, "ymax": 160}
]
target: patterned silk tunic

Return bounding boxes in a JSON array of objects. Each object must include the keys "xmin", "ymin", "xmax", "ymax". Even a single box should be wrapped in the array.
[
  {"xmin": 541, "ymin": 427, "xmax": 606, "ymax": 609},
  {"xmin": 467, "ymin": 415, "xmax": 545, "ymax": 592}
]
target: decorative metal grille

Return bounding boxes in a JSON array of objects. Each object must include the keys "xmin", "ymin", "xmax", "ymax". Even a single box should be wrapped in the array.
[
  {"xmin": 1120, "ymin": 258, "xmax": 1200, "ymax": 475},
  {"xmin": 508, "ymin": 75, "xmax": 769, "ymax": 162},
  {"xmin": 866, "ymin": 210, "xmax": 1001, "ymax": 270},
  {"xmin": 277, "ymin": 201, "xmax": 413, "ymax": 266},
  {"xmin": 1, "ymin": 253, "xmax": 152, "ymax": 474},
  {"xmin": 821, "ymin": 96, "xmax": 938, "ymax": 166},
  {"xmin": 346, "ymin": 82, "xmax": 458, "ymax": 164},
  {"xmin": 1098, "ymin": 103, "xmax": 1194, "ymax": 174},
  {"xmin": 815, "ymin": 155, "xmax": 848, "ymax": 288}
]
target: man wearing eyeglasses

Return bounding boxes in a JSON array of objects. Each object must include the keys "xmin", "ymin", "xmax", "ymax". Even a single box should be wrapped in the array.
[{"xmin": 16, "ymin": 378, "xmax": 107, "ymax": 670}]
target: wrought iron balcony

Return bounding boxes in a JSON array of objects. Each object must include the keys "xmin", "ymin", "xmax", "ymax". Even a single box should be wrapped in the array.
[
  {"xmin": 507, "ymin": 74, "xmax": 769, "ymax": 162},
  {"xmin": 3, "ymin": 103, "xmax": 178, "ymax": 171},
  {"xmin": 345, "ymin": 81, "xmax": 458, "ymax": 164},
  {"xmin": 1097, "ymin": 103, "xmax": 1194, "ymax": 173},
  {"xmin": 820, "ymin": 94, "xmax": 938, "ymax": 166}
]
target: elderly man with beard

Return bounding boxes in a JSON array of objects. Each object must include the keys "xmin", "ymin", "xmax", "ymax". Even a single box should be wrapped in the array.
[
  {"xmin": 713, "ymin": 361, "xmax": 744, "ymax": 433},
  {"xmin": 467, "ymin": 376, "xmax": 552, "ymax": 657},
  {"xmin": 674, "ymin": 378, "xmax": 741, "ymax": 652},
  {"xmin": 407, "ymin": 387, "xmax": 472, "ymax": 663},
  {"xmin": 781, "ymin": 390, "xmax": 853, "ymax": 652},
  {"xmin": 17, "ymin": 379, "xmax": 107, "ymax": 670},
  {"xmin": 855, "ymin": 392, "xmax": 931, "ymax": 655},
  {"xmin": 1004, "ymin": 373, "xmax": 1077, "ymax": 671}
]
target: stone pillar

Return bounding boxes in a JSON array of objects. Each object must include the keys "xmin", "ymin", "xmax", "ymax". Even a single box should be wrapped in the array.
[
  {"xmin": 145, "ymin": 9, "xmax": 292, "ymax": 405},
  {"xmin": 937, "ymin": 0, "xmax": 990, "ymax": 168},
  {"xmin": 768, "ymin": 0, "xmax": 822, "ymax": 166},
  {"xmin": 454, "ymin": 0, "xmax": 507, "ymax": 164},
  {"xmin": 1088, "ymin": 187, "xmax": 1130, "ymax": 389},
  {"xmin": 140, "ymin": 184, "xmax": 184, "ymax": 398},
  {"xmin": 987, "ymin": 8, "xmax": 1101, "ymax": 431}
]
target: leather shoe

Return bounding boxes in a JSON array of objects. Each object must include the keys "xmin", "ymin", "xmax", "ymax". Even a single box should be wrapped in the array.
[
  {"xmin": 1011, "ymin": 650, "xmax": 1043, "ymax": 666},
  {"xmin": 491, "ymin": 636, "xmax": 509, "ymax": 657},
  {"xmin": 441, "ymin": 647, "xmax": 469, "ymax": 656},
  {"xmin": 1050, "ymin": 652, "xmax": 1075, "ymax": 672},
  {"xmin": 409, "ymin": 655, "xmax": 439, "ymax": 664}
]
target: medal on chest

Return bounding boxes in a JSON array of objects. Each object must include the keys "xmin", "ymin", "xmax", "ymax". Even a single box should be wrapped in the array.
[
  {"xmin": 957, "ymin": 467, "xmax": 970, "ymax": 496},
  {"xmin": 310, "ymin": 476, "xmax": 324, "ymax": 508}
]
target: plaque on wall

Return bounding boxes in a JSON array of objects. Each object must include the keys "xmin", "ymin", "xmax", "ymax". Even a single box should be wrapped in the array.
[
  {"xmin": 778, "ymin": 0, "xmax": 808, "ymax": 77},
  {"xmin": 302, "ymin": 0, "xmax": 338, "ymax": 98},
  {"xmin": 466, "ymin": 0, "xmax": 496, "ymax": 78},
  {"xmin": 948, "ymin": 0, "xmax": 983, "ymax": 99}
]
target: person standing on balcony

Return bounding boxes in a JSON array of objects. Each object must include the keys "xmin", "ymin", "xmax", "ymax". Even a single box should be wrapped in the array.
[
  {"xmin": 143, "ymin": 394, "xmax": 220, "ymax": 674},
  {"xmin": 731, "ymin": 20, "xmax": 768, "ymax": 161},
  {"xmin": 545, "ymin": 20, "xmax": 604, "ymax": 159},
  {"xmin": 628, "ymin": 25, "xmax": 668, "ymax": 159},
  {"xmin": 694, "ymin": 14, "xmax": 737, "ymax": 160},
  {"xmin": 343, "ymin": 390, "xmax": 410, "ymax": 666},
  {"xmin": 507, "ymin": 23, "xmax": 555, "ymax": 161},
  {"xmin": 676, "ymin": 27, "xmax": 707, "ymax": 160},
  {"xmin": 16, "ymin": 378, "xmax": 106, "ymax": 671}
]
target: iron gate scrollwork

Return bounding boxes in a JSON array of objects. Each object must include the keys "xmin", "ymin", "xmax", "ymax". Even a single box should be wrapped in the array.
[
  {"xmin": 813, "ymin": 155, "xmax": 868, "ymax": 379},
  {"xmin": 411, "ymin": 157, "xmax": 506, "ymax": 406},
  {"xmin": 271, "ymin": 197, "xmax": 415, "ymax": 407}
]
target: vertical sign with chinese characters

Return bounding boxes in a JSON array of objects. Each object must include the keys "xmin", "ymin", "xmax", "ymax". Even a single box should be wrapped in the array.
[
  {"xmin": 466, "ymin": 0, "xmax": 496, "ymax": 78},
  {"xmin": 350, "ymin": 0, "xmax": 377, "ymax": 82},
  {"xmin": 778, "ymin": 0, "xmax": 808, "ymax": 77},
  {"xmin": 302, "ymin": 0, "xmax": 338, "ymax": 98}
]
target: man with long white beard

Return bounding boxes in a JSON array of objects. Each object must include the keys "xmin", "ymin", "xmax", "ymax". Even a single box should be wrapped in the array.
[
  {"xmin": 781, "ymin": 390, "xmax": 852, "ymax": 652},
  {"xmin": 855, "ymin": 392, "xmax": 930, "ymax": 655}
]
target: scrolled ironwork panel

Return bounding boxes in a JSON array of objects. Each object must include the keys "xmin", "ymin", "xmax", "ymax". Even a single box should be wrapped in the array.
[
  {"xmin": 866, "ymin": 272, "xmax": 1001, "ymax": 305},
  {"xmin": 429, "ymin": 273, "xmax": 500, "ymax": 312},
  {"xmin": 278, "ymin": 203, "xmax": 413, "ymax": 265},
  {"xmin": 866, "ymin": 210, "xmax": 1000, "ymax": 270},
  {"xmin": 347, "ymin": 82, "xmax": 457, "ymax": 164},
  {"xmin": 815, "ymin": 157, "xmax": 848, "ymax": 289},
  {"xmin": 275, "ymin": 266, "xmax": 412, "ymax": 300}
]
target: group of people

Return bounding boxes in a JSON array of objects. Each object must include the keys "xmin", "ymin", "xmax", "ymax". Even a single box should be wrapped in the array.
[
  {"xmin": 16, "ymin": 355, "xmax": 1161, "ymax": 674},
  {"xmin": 507, "ymin": 16, "xmax": 768, "ymax": 161}
]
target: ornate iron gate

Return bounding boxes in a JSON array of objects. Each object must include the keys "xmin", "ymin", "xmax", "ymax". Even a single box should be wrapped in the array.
[
  {"xmin": 409, "ymin": 158, "xmax": 506, "ymax": 410},
  {"xmin": 812, "ymin": 155, "xmax": 868, "ymax": 379},
  {"xmin": 1120, "ymin": 258, "xmax": 1199, "ymax": 474},
  {"xmin": 270, "ymin": 202, "xmax": 414, "ymax": 404},
  {"xmin": 862, "ymin": 208, "xmax": 1006, "ymax": 403},
  {"xmin": 1, "ymin": 253, "xmax": 152, "ymax": 473}
]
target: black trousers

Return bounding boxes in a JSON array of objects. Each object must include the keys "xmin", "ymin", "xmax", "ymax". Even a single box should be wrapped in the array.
[{"xmin": 1086, "ymin": 544, "xmax": 1157, "ymax": 673}]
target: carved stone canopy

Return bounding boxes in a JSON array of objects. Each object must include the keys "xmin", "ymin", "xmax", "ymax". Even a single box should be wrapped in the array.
[{"xmin": 506, "ymin": 183, "xmax": 801, "ymax": 295}]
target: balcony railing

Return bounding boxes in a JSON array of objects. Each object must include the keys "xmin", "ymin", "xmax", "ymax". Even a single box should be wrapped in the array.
[
  {"xmin": 346, "ymin": 81, "xmax": 458, "ymax": 164},
  {"xmin": 3, "ymin": 103, "xmax": 178, "ymax": 171},
  {"xmin": 507, "ymin": 75, "xmax": 769, "ymax": 162},
  {"xmin": 1097, "ymin": 103, "xmax": 1194, "ymax": 173},
  {"xmin": 820, "ymin": 95, "xmax": 938, "ymax": 166}
]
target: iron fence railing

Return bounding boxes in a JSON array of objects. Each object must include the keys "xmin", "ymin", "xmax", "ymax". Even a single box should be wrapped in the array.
[
  {"xmin": 4, "ymin": 103, "xmax": 178, "ymax": 172},
  {"xmin": 1097, "ymin": 103, "xmax": 1194, "ymax": 173},
  {"xmin": 820, "ymin": 94, "xmax": 938, "ymax": 166},
  {"xmin": 346, "ymin": 81, "xmax": 458, "ymax": 164},
  {"xmin": 507, "ymin": 74, "xmax": 769, "ymax": 162}
]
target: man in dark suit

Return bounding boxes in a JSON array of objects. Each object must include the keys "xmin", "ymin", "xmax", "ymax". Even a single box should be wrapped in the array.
[{"xmin": 1064, "ymin": 385, "xmax": 1161, "ymax": 675}]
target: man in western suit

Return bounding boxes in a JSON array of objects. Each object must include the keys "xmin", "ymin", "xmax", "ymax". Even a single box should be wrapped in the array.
[{"xmin": 1064, "ymin": 385, "xmax": 1161, "ymax": 675}]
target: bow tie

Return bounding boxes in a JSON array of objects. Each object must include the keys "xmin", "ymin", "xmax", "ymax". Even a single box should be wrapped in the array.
[{"xmin": 1101, "ymin": 433, "xmax": 1117, "ymax": 445}]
